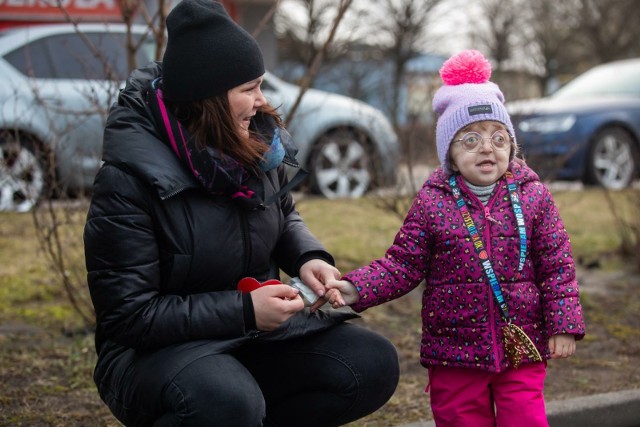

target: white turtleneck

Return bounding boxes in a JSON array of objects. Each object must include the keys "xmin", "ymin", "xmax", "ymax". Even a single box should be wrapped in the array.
[{"xmin": 464, "ymin": 179, "xmax": 496, "ymax": 205}]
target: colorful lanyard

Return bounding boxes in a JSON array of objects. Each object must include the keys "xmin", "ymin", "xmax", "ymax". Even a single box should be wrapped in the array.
[{"xmin": 449, "ymin": 171, "xmax": 527, "ymax": 320}]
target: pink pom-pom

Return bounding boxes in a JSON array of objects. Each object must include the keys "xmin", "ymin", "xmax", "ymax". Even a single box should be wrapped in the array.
[{"xmin": 439, "ymin": 50, "xmax": 492, "ymax": 86}]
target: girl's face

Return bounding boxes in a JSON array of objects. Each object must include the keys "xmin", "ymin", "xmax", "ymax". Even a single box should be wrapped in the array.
[
  {"xmin": 227, "ymin": 76, "xmax": 267, "ymax": 137},
  {"xmin": 449, "ymin": 120, "xmax": 512, "ymax": 186}
]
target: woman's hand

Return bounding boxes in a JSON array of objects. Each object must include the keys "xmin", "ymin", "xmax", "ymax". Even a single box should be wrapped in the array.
[
  {"xmin": 251, "ymin": 284, "xmax": 304, "ymax": 331},
  {"xmin": 298, "ymin": 259, "xmax": 341, "ymax": 299},
  {"xmin": 549, "ymin": 334, "xmax": 576, "ymax": 359}
]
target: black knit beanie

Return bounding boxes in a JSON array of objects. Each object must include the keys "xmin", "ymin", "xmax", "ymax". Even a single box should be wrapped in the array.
[{"xmin": 162, "ymin": 0, "xmax": 265, "ymax": 102}]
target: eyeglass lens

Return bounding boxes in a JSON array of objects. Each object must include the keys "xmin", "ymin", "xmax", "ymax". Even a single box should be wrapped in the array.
[{"xmin": 459, "ymin": 131, "xmax": 510, "ymax": 152}]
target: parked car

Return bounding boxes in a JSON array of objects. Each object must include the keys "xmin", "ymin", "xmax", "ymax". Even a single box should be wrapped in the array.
[
  {"xmin": 507, "ymin": 58, "xmax": 640, "ymax": 189},
  {"xmin": 0, "ymin": 23, "xmax": 151, "ymax": 212},
  {"xmin": 0, "ymin": 23, "xmax": 399, "ymax": 211}
]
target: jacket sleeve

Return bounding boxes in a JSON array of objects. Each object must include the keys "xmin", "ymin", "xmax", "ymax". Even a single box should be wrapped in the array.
[
  {"xmin": 271, "ymin": 166, "xmax": 334, "ymax": 276},
  {"xmin": 529, "ymin": 182, "xmax": 586, "ymax": 340},
  {"xmin": 346, "ymin": 187, "xmax": 431, "ymax": 312},
  {"xmin": 84, "ymin": 165, "xmax": 247, "ymax": 350}
]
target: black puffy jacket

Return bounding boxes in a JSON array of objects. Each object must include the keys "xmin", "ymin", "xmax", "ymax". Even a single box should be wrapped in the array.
[{"xmin": 84, "ymin": 63, "xmax": 345, "ymax": 384}]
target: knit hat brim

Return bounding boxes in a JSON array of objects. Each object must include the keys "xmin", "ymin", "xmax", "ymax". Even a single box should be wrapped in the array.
[
  {"xmin": 432, "ymin": 50, "xmax": 517, "ymax": 174},
  {"xmin": 162, "ymin": 0, "xmax": 265, "ymax": 102}
]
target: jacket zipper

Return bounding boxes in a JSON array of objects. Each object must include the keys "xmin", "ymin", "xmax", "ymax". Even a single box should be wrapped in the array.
[
  {"xmin": 463, "ymin": 183, "xmax": 503, "ymax": 371},
  {"xmin": 160, "ymin": 185, "xmax": 194, "ymax": 200},
  {"xmin": 484, "ymin": 206, "xmax": 501, "ymax": 225},
  {"xmin": 238, "ymin": 208, "xmax": 252, "ymax": 277},
  {"xmin": 482, "ymin": 210, "xmax": 502, "ymax": 371},
  {"xmin": 484, "ymin": 191, "xmax": 505, "ymax": 371},
  {"xmin": 282, "ymin": 158, "xmax": 299, "ymax": 168}
]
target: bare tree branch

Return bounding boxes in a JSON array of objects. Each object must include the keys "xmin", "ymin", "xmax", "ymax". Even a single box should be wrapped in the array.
[
  {"xmin": 371, "ymin": 0, "xmax": 444, "ymax": 132},
  {"xmin": 252, "ymin": 0, "xmax": 282, "ymax": 39},
  {"xmin": 285, "ymin": 0, "xmax": 354, "ymax": 127}
]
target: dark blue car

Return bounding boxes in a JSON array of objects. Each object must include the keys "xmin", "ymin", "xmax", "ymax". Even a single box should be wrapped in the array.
[{"xmin": 507, "ymin": 58, "xmax": 640, "ymax": 189}]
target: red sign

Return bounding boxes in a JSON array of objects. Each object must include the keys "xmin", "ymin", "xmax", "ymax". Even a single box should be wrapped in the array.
[
  {"xmin": 0, "ymin": 0, "xmax": 123, "ymax": 22},
  {"xmin": 219, "ymin": 0, "xmax": 237, "ymax": 21}
]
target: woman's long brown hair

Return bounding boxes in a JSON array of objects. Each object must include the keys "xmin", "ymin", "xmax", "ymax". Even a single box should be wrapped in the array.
[{"xmin": 166, "ymin": 95, "xmax": 282, "ymax": 169}]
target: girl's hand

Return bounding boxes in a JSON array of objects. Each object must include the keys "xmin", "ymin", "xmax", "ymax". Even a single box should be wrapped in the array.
[
  {"xmin": 325, "ymin": 279, "xmax": 360, "ymax": 308},
  {"xmin": 549, "ymin": 334, "xmax": 576, "ymax": 359},
  {"xmin": 251, "ymin": 284, "xmax": 304, "ymax": 331}
]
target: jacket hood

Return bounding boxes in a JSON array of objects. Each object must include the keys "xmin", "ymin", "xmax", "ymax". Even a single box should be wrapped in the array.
[{"xmin": 102, "ymin": 61, "xmax": 197, "ymax": 199}]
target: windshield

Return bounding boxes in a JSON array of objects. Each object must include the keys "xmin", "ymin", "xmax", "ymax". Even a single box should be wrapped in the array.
[
  {"xmin": 3, "ymin": 29, "xmax": 158, "ymax": 81},
  {"xmin": 553, "ymin": 60, "xmax": 640, "ymax": 99},
  {"xmin": 137, "ymin": 35, "xmax": 157, "ymax": 65}
]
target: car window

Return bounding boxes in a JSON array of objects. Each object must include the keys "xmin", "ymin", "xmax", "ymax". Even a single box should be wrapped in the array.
[
  {"xmin": 135, "ymin": 36, "xmax": 156, "ymax": 68},
  {"xmin": 261, "ymin": 78, "xmax": 275, "ymax": 92},
  {"xmin": 4, "ymin": 31, "xmax": 155, "ymax": 81},
  {"xmin": 3, "ymin": 37, "xmax": 55, "ymax": 78}
]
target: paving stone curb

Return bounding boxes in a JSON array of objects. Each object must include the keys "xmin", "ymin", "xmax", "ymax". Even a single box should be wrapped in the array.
[{"xmin": 398, "ymin": 388, "xmax": 640, "ymax": 427}]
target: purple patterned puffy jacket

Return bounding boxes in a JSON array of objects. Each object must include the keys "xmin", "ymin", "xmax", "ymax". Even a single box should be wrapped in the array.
[{"xmin": 345, "ymin": 161, "xmax": 586, "ymax": 372}]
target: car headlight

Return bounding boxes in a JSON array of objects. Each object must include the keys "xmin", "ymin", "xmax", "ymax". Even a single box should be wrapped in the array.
[{"xmin": 518, "ymin": 114, "xmax": 576, "ymax": 133}]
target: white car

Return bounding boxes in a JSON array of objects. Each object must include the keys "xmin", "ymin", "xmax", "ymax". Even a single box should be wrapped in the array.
[{"xmin": 0, "ymin": 23, "xmax": 399, "ymax": 211}]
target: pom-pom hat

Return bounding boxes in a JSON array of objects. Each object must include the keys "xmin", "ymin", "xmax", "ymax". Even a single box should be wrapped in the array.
[
  {"xmin": 432, "ymin": 50, "xmax": 516, "ymax": 174},
  {"xmin": 162, "ymin": 0, "xmax": 265, "ymax": 102}
]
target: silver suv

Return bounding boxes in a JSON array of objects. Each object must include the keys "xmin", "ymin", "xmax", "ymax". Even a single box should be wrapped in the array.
[{"xmin": 0, "ymin": 23, "xmax": 399, "ymax": 211}]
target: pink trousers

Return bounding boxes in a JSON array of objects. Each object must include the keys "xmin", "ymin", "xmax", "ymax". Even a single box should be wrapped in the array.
[{"xmin": 427, "ymin": 362, "xmax": 548, "ymax": 427}]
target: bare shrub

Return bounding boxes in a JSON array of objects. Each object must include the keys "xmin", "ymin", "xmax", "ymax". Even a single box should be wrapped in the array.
[
  {"xmin": 603, "ymin": 189, "xmax": 640, "ymax": 271},
  {"xmin": 32, "ymin": 199, "xmax": 95, "ymax": 327}
]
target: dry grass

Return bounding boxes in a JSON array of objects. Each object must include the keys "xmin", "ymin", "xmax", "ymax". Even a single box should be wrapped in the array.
[{"xmin": 0, "ymin": 188, "xmax": 639, "ymax": 426}]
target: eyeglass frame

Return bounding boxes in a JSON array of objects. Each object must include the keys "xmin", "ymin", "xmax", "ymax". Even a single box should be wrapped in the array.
[{"xmin": 452, "ymin": 130, "xmax": 514, "ymax": 153}]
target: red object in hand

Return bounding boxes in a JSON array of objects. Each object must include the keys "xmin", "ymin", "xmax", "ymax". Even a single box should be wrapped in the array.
[{"xmin": 237, "ymin": 277, "xmax": 283, "ymax": 294}]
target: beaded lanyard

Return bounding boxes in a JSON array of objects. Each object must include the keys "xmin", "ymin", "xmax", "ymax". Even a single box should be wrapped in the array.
[{"xmin": 449, "ymin": 171, "xmax": 541, "ymax": 367}]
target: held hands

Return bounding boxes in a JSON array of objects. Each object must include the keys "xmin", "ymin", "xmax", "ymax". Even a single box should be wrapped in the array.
[
  {"xmin": 324, "ymin": 279, "xmax": 360, "ymax": 309},
  {"xmin": 274, "ymin": 259, "xmax": 360, "ymax": 312},
  {"xmin": 241, "ymin": 258, "xmax": 341, "ymax": 330},
  {"xmin": 299, "ymin": 259, "xmax": 341, "ymax": 312},
  {"xmin": 549, "ymin": 334, "xmax": 576, "ymax": 359}
]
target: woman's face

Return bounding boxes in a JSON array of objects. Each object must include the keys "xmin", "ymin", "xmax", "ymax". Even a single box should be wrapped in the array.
[
  {"xmin": 449, "ymin": 120, "xmax": 512, "ymax": 186},
  {"xmin": 227, "ymin": 76, "xmax": 267, "ymax": 137}
]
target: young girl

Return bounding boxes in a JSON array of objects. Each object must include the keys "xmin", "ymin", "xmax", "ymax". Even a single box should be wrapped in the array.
[{"xmin": 326, "ymin": 50, "xmax": 586, "ymax": 426}]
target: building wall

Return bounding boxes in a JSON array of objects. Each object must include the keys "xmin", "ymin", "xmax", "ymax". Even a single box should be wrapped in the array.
[
  {"xmin": 233, "ymin": 1, "xmax": 278, "ymax": 70},
  {"xmin": 0, "ymin": 0, "xmax": 279, "ymax": 70}
]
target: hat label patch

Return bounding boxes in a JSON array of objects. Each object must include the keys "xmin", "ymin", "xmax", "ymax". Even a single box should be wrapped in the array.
[{"xmin": 468, "ymin": 105, "xmax": 493, "ymax": 116}]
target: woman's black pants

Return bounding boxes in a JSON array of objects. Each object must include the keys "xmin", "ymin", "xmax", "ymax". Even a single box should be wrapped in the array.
[{"xmin": 102, "ymin": 323, "xmax": 400, "ymax": 426}]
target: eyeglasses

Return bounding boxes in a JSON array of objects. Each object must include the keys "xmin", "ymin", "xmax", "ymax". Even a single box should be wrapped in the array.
[{"xmin": 453, "ymin": 130, "xmax": 512, "ymax": 153}]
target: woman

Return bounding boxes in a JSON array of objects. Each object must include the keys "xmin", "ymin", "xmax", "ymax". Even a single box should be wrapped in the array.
[{"xmin": 83, "ymin": 1, "xmax": 399, "ymax": 426}]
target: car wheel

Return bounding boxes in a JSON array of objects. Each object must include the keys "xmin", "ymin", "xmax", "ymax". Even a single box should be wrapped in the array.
[
  {"xmin": 0, "ymin": 134, "xmax": 46, "ymax": 212},
  {"xmin": 309, "ymin": 129, "xmax": 372, "ymax": 199},
  {"xmin": 585, "ymin": 127, "xmax": 638, "ymax": 189}
]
